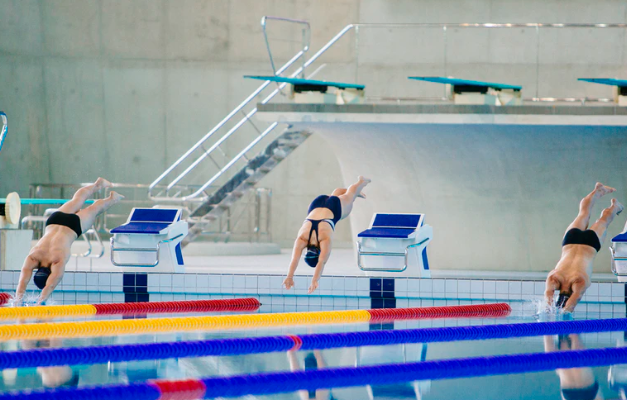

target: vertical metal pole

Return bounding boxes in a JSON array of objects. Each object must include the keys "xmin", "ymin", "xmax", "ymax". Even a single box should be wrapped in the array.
[
  {"xmin": 535, "ymin": 25, "xmax": 540, "ymax": 99},
  {"xmin": 255, "ymin": 189, "xmax": 261, "ymax": 242},
  {"xmin": 443, "ymin": 25, "xmax": 448, "ymax": 100},
  {"xmin": 267, "ymin": 189, "xmax": 272, "ymax": 243},
  {"xmin": 354, "ymin": 25, "xmax": 360, "ymax": 83},
  {"xmin": 301, "ymin": 27, "xmax": 307, "ymax": 79}
]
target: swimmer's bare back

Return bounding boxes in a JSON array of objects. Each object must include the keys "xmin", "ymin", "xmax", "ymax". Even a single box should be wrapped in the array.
[{"xmin": 16, "ymin": 225, "xmax": 77, "ymax": 304}]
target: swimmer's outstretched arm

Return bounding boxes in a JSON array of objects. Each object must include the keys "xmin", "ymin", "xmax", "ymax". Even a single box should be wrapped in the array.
[
  {"xmin": 308, "ymin": 240, "xmax": 331, "ymax": 294},
  {"xmin": 16, "ymin": 256, "xmax": 39, "ymax": 303},
  {"xmin": 284, "ymin": 238, "xmax": 307, "ymax": 290},
  {"xmin": 37, "ymin": 262, "xmax": 63, "ymax": 305}
]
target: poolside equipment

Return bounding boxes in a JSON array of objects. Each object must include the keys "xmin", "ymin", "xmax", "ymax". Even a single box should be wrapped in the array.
[
  {"xmin": 110, "ymin": 207, "xmax": 188, "ymax": 272},
  {"xmin": 579, "ymin": 78, "xmax": 627, "ymax": 106},
  {"xmin": 357, "ymin": 213, "xmax": 433, "ymax": 276},
  {"xmin": 244, "ymin": 75, "xmax": 365, "ymax": 104},
  {"xmin": 0, "ymin": 192, "xmax": 20, "ymax": 229},
  {"xmin": 409, "ymin": 76, "xmax": 523, "ymax": 105},
  {"xmin": 610, "ymin": 224, "xmax": 627, "ymax": 281},
  {"xmin": 0, "ymin": 303, "xmax": 510, "ymax": 341},
  {"xmin": 0, "ymin": 297, "xmax": 260, "ymax": 320},
  {"xmin": 7, "ymin": 344, "xmax": 627, "ymax": 400}
]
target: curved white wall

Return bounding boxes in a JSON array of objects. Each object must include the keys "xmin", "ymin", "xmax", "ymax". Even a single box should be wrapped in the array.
[{"xmin": 306, "ymin": 122, "xmax": 627, "ymax": 273}]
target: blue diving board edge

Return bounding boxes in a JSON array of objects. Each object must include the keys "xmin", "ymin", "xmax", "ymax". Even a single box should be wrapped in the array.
[
  {"xmin": 0, "ymin": 198, "xmax": 95, "ymax": 205},
  {"xmin": 409, "ymin": 77, "xmax": 522, "ymax": 91},
  {"xmin": 110, "ymin": 222, "xmax": 170, "ymax": 235},
  {"xmin": 244, "ymin": 75, "xmax": 365, "ymax": 90},
  {"xmin": 578, "ymin": 78, "xmax": 627, "ymax": 87}
]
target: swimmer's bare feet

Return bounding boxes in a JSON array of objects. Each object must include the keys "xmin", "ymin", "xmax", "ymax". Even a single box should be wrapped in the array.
[
  {"xmin": 593, "ymin": 182, "xmax": 616, "ymax": 198},
  {"xmin": 611, "ymin": 198, "xmax": 624, "ymax": 216},
  {"xmin": 108, "ymin": 191, "xmax": 124, "ymax": 203},
  {"xmin": 95, "ymin": 178, "xmax": 112, "ymax": 190},
  {"xmin": 358, "ymin": 176, "xmax": 371, "ymax": 185},
  {"xmin": 357, "ymin": 192, "xmax": 367, "ymax": 199}
]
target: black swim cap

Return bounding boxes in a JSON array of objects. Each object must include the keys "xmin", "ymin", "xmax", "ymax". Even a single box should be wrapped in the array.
[
  {"xmin": 33, "ymin": 267, "xmax": 51, "ymax": 290},
  {"xmin": 304, "ymin": 247, "xmax": 320, "ymax": 268}
]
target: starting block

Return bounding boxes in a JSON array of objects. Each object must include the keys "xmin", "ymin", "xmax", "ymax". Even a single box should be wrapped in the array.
[
  {"xmin": 610, "ymin": 225, "xmax": 627, "ymax": 281},
  {"xmin": 244, "ymin": 75, "xmax": 365, "ymax": 104},
  {"xmin": 579, "ymin": 78, "xmax": 627, "ymax": 106},
  {"xmin": 110, "ymin": 207, "xmax": 188, "ymax": 272},
  {"xmin": 357, "ymin": 213, "xmax": 433, "ymax": 277},
  {"xmin": 409, "ymin": 76, "xmax": 523, "ymax": 106}
]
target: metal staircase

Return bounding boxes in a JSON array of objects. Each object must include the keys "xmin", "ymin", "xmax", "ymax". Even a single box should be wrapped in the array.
[{"xmin": 148, "ymin": 17, "xmax": 336, "ymax": 245}]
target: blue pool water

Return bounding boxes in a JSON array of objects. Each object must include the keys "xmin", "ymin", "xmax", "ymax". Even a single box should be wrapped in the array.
[{"xmin": 0, "ymin": 300, "xmax": 626, "ymax": 399}]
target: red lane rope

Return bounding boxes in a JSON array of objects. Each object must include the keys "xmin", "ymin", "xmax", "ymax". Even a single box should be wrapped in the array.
[
  {"xmin": 0, "ymin": 293, "xmax": 10, "ymax": 306},
  {"xmin": 92, "ymin": 298, "xmax": 261, "ymax": 315},
  {"xmin": 367, "ymin": 302, "xmax": 512, "ymax": 323}
]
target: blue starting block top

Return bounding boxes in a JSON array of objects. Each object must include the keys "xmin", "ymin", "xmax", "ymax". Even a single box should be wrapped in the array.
[
  {"xmin": 244, "ymin": 75, "xmax": 365, "ymax": 90},
  {"xmin": 110, "ymin": 208, "xmax": 181, "ymax": 235},
  {"xmin": 578, "ymin": 78, "xmax": 627, "ymax": 87},
  {"xmin": 612, "ymin": 232, "xmax": 627, "ymax": 243},
  {"xmin": 358, "ymin": 213, "xmax": 424, "ymax": 239},
  {"xmin": 409, "ymin": 77, "xmax": 522, "ymax": 91}
]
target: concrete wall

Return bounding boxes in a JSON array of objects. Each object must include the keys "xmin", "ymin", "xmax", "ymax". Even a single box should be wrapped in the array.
[{"xmin": 1, "ymin": 0, "xmax": 627, "ymax": 250}]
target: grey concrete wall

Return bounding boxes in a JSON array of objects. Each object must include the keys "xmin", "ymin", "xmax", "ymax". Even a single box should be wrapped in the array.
[{"xmin": 1, "ymin": 0, "xmax": 627, "ymax": 249}]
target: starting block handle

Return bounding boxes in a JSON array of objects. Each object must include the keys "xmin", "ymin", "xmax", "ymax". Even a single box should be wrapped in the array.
[
  {"xmin": 356, "ymin": 238, "xmax": 429, "ymax": 272},
  {"xmin": 110, "ymin": 234, "xmax": 184, "ymax": 267}
]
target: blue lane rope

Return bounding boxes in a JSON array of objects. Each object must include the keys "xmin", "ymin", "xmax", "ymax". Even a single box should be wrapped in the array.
[
  {"xmin": 1, "ymin": 318, "xmax": 627, "ymax": 370},
  {"xmin": 3, "ymin": 347, "xmax": 627, "ymax": 399},
  {"xmin": 0, "ymin": 111, "xmax": 6, "ymax": 154}
]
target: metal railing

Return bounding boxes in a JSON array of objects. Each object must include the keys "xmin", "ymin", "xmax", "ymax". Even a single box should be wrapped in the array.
[
  {"xmin": 24, "ymin": 183, "xmax": 272, "ymax": 242},
  {"xmin": 147, "ymin": 20, "xmax": 351, "ymax": 203}
]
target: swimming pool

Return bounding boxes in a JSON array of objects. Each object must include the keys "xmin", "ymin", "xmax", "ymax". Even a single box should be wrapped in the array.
[{"xmin": 0, "ymin": 296, "xmax": 625, "ymax": 400}]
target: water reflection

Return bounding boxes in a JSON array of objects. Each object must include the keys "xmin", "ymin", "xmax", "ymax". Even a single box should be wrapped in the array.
[
  {"xmin": 21, "ymin": 339, "xmax": 78, "ymax": 388},
  {"xmin": 544, "ymin": 334, "xmax": 602, "ymax": 400}
]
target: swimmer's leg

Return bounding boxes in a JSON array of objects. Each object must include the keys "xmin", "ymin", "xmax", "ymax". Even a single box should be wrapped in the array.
[
  {"xmin": 590, "ymin": 199, "xmax": 624, "ymax": 243},
  {"xmin": 337, "ymin": 176, "xmax": 371, "ymax": 220},
  {"xmin": 565, "ymin": 182, "xmax": 616, "ymax": 233},
  {"xmin": 58, "ymin": 178, "xmax": 112, "ymax": 214},
  {"xmin": 76, "ymin": 192, "xmax": 124, "ymax": 233}
]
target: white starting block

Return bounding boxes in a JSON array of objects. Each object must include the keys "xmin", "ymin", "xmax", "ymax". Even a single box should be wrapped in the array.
[
  {"xmin": 244, "ymin": 75, "xmax": 365, "ymax": 104},
  {"xmin": 610, "ymin": 226, "xmax": 627, "ymax": 282},
  {"xmin": 110, "ymin": 207, "xmax": 188, "ymax": 272},
  {"xmin": 357, "ymin": 213, "xmax": 433, "ymax": 277}
]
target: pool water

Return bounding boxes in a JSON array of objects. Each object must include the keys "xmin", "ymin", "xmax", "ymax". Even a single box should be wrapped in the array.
[{"xmin": 0, "ymin": 301, "xmax": 625, "ymax": 399}]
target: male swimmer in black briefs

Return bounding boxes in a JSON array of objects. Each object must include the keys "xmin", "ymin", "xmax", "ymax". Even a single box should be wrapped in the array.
[
  {"xmin": 546, "ymin": 183, "xmax": 624, "ymax": 312},
  {"xmin": 15, "ymin": 178, "xmax": 123, "ymax": 305}
]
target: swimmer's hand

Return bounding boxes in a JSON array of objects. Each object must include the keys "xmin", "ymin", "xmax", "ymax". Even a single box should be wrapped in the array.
[
  {"xmin": 283, "ymin": 276, "xmax": 295, "ymax": 290},
  {"xmin": 308, "ymin": 279, "xmax": 319, "ymax": 294}
]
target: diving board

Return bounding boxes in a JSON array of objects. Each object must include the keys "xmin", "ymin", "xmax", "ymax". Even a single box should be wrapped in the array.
[
  {"xmin": 409, "ymin": 76, "xmax": 523, "ymax": 106},
  {"xmin": 244, "ymin": 75, "xmax": 365, "ymax": 105},
  {"xmin": 0, "ymin": 198, "xmax": 95, "ymax": 205},
  {"xmin": 579, "ymin": 78, "xmax": 627, "ymax": 105}
]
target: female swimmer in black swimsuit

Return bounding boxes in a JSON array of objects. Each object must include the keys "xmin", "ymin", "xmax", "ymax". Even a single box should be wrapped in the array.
[{"xmin": 283, "ymin": 176, "xmax": 371, "ymax": 294}]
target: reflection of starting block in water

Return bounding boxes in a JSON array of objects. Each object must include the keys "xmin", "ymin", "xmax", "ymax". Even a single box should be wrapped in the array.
[
  {"xmin": 357, "ymin": 213, "xmax": 433, "ymax": 277},
  {"xmin": 110, "ymin": 208, "xmax": 188, "ymax": 272},
  {"xmin": 579, "ymin": 78, "xmax": 627, "ymax": 106},
  {"xmin": 409, "ymin": 76, "xmax": 523, "ymax": 106},
  {"xmin": 244, "ymin": 75, "xmax": 365, "ymax": 104},
  {"xmin": 358, "ymin": 344, "xmax": 430, "ymax": 399},
  {"xmin": 610, "ymin": 226, "xmax": 627, "ymax": 281}
]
